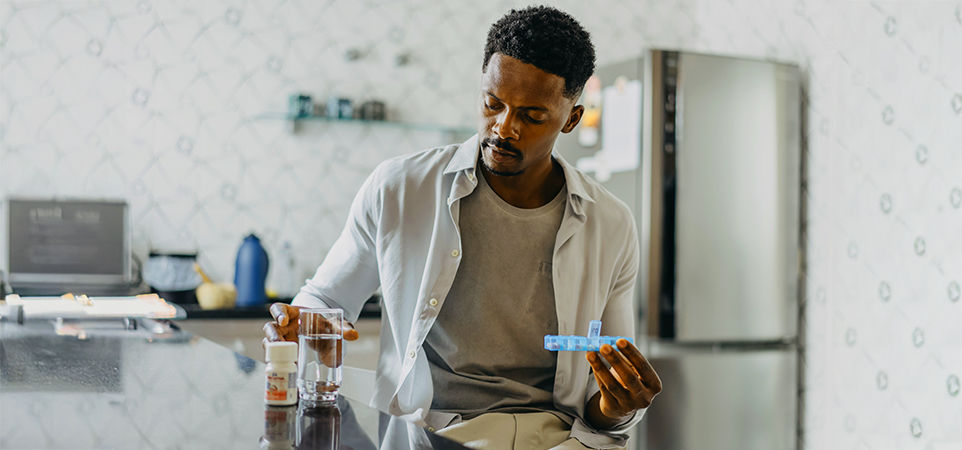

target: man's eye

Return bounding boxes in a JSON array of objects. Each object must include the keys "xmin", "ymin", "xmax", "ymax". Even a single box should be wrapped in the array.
[
  {"xmin": 485, "ymin": 102, "xmax": 502, "ymax": 110},
  {"xmin": 526, "ymin": 114, "xmax": 546, "ymax": 124}
]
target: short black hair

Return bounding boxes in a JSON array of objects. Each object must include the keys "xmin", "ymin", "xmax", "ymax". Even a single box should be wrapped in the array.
[{"xmin": 482, "ymin": 6, "xmax": 596, "ymax": 99}]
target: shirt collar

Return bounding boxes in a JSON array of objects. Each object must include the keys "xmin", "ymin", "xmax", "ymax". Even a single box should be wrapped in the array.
[
  {"xmin": 443, "ymin": 134, "xmax": 481, "ymax": 175},
  {"xmin": 444, "ymin": 134, "xmax": 596, "ymax": 205}
]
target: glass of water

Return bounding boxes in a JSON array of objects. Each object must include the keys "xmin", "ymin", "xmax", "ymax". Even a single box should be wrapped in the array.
[{"xmin": 297, "ymin": 308, "xmax": 343, "ymax": 403}]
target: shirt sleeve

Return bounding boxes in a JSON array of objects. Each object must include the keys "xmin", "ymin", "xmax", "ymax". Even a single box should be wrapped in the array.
[
  {"xmin": 291, "ymin": 165, "xmax": 382, "ymax": 323},
  {"xmin": 581, "ymin": 214, "xmax": 647, "ymax": 438}
]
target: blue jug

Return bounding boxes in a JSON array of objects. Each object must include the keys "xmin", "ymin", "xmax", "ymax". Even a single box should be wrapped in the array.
[{"xmin": 234, "ymin": 234, "xmax": 269, "ymax": 307}]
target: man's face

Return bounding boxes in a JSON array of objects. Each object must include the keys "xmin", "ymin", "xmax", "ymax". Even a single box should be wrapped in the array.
[{"xmin": 477, "ymin": 53, "xmax": 583, "ymax": 177}]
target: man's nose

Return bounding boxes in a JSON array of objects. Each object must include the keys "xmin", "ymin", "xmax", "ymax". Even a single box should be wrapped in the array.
[{"xmin": 493, "ymin": 111, "xmax": 521, "ymax": 141}]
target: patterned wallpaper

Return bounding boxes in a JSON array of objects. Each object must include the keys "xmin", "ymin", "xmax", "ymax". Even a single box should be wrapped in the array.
[{"xmin": 1, "ymin": 0, "xmax": 960, "ymax": 449}]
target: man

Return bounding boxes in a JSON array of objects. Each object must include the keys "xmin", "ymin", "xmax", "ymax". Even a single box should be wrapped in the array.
[{"xmin": 264, "ymin": 6, "xmax": 661, "ymax": 449}]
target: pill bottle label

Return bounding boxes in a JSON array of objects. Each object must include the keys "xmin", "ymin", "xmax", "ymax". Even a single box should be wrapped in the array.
[{"xmin": 265, "ymin": 371, "xmax": 296, "ymax": 404}]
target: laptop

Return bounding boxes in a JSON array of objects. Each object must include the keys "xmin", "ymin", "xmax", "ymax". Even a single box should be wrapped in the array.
[{"xmin": 2, "ymin": 199, "xmax": 137, "ymax": 296}]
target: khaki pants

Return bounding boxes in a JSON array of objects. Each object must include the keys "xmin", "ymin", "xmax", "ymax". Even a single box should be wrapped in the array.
[{"xmin": 436, "ymin": 412, "xmax": 598, "ymax": 450}]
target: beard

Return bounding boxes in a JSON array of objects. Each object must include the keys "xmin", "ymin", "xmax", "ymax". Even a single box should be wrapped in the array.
[
  {"xmin": 480, "ymin": 138, "xmax": 524, "ymax": 177},
  {"xmin": 480, "ymin": 155, "xmax": 524, "ymax": 176}
]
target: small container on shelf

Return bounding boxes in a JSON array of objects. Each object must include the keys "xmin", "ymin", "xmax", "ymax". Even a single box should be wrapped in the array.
[
  {"xmin": 327, "ymin": 98, "xmax": 353, "ymax": 119},
  {"xmin": 288, "ymin": 94, "xmax": 313, "ymax": 118},
  {"xmin": 358, "ymin": 100, "xmax": 386, "ymax": 121},
  {"xmin": 311, "ymin": 102, "xmax": 326, "ymax": 118}
]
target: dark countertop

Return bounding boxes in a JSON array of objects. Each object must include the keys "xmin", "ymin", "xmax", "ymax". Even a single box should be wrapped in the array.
[
  {"xmin": 173, "ymin": 295, "xmax": 383, "ymax": 320},
  {"xmin": 0, "ymin": 319, "xmax": 463, "ymax": 449}
]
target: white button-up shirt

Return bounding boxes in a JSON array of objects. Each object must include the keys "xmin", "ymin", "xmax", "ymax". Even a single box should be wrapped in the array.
[{"xmin": 293, "ymin": 134, "xmax": 643, "ymax": 448}]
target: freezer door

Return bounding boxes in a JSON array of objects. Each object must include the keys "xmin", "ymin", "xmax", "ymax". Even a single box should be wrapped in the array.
[
  {"xmin": 642, "ymin": 344, "xmax": 797, "ymax": 450},
  {"xmin": 673, "ymin": 53, "xmax": 800, "ymax": 341}
]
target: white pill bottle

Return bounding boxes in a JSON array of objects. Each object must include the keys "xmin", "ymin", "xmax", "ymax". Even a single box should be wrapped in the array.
[{"xmin": 265, "ymin": 341, "xmax": 298, "ymax": 406}]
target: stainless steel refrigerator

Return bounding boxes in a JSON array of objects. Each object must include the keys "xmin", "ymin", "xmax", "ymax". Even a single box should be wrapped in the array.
[{"xmin": 554, "ymin": 50, "xmax": 802, "ymax": 450}]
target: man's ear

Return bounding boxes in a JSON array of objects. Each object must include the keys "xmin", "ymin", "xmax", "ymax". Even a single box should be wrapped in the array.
[{"xmin": 561, "ymin": 105, "xmax": 584, "ymax": 133}]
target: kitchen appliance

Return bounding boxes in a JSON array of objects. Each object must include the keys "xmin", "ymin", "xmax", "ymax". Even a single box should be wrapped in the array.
[
  {"xmin": 554, "ymin": 50, "xmax": 801, "ymax": 450},
  {"xmin": 143, "ymin": 251, "xmax": 202, "ymax": 304},
  {"xmin": 2, "ymin": 198, "xmax": 137, "ymax": 296}
]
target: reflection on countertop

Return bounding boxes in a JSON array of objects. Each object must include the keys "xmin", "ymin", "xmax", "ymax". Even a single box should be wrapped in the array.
[{"xmin": 0, "ymin": 320, "xmax": 465, "ymax": 449}]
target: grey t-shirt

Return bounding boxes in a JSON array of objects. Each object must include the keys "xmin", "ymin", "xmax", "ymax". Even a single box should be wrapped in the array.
[{"xmin": 424, "ymin": 170, "xmax": 567, "ymax": 419}]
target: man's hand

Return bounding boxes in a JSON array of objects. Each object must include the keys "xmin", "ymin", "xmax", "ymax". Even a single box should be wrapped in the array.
[
  {"xmin": 584, "ymin": 338, "xmax": 662, "ymax": 429},
  {"xmin": 262, "ymin": 303, "xmax": 360, "ymax": 357}
]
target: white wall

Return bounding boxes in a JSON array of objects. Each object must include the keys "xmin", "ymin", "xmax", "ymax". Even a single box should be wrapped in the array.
[{"xmin": 1, "ymin": 1, "xmax": 960, "ymax": 448}]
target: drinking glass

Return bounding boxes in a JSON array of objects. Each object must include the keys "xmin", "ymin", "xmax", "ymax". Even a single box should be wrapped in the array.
[{"xmin": 297, "ymin": 308, "xmax": 343, "ymax": 403}]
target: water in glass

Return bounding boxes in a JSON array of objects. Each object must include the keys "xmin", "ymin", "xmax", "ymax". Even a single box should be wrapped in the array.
[{"xmin": 297, "ymin": 334, "xmax": 341, "ymax": 403}]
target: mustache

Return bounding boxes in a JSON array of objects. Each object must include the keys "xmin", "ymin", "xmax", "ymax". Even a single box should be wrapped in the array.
[{"xmin": 482, "ymin": 138, "xmax": 521, "ymax": 158}]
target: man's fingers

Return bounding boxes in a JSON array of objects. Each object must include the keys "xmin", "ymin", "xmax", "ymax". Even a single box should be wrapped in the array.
[
  {"xmin": 304, "ymin": 311, "xmax": 350, "ymax": 334},
  {"xmin": 616, "ymin": 339, "xmax": 663, "ymax": 392},
  {"xmin": 302, "ymin": 313, "xmax": 358, "ymax": 341},
  {"xmin": 269, "ymin": 303, "xmax": 299, "ymax": 326},
  {"xmin": 338, "ymin": 321, "xmax": 360, "ymax": 341},
  {"xmin": 269, "ymin": 303, "xmax": 287, "ymax": 325},
  {"xmin": 281, "ymin": 323, "xmax": 299, "ymax": 342},
  {"xmin": 265, "ymin": 320, "xmax": 300, "ymax": 343},
  {"xmin": 320, "ymin": 338, "xmax": 343, "ymax": 368},
  {"xmin": 268, "ymin": 304, "xmax": 357, "ymax": 342},
  {"xmin": 263, "ymin": 322, "xmax": 283, "ymax": 342},
  {"xmin": 586, "ymin": 352, "xmax": 629, "ymax": 399},
  {"xmin": 637, "ymin": 387, "xmax": 656, "ymax": 408},
  {"xmin": 599, "ymin": 344, "xmax": 645, "ymax": 392}
]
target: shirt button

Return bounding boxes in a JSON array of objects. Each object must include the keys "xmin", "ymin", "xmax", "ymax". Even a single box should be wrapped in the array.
[
  {"xmin": 428, "ymin": 426, "xmax": 436, "ymax": 432},
  {"xmin": 408, "ymin": 350, "xmax": 417, "ymax": 359},
  {"xmin": 451, "ymin": 249, "xmax": 460, "ymax": 257},
  {"xmin": 429, "ymin": 297, "xmax": 438, "ymax": 307}
]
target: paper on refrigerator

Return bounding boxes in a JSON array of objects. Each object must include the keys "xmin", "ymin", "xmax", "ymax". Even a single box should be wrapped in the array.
[{"xmin": 576, "ymin": 78, "xmax": 642, "ymax": 182}]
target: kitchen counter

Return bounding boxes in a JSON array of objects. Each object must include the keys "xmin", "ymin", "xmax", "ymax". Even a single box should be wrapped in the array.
[
  {"xmin": 172, "ymin": 295, "xmax": 383, "ymax": 320},
  {"xmin": 0, "ymin": 318, "xmax": 463, "ymax": 449}
]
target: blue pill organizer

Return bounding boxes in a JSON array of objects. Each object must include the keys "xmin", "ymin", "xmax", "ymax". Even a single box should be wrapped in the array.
[{"xmin": 544, "ymin": 320, "xmax": 635, "ymax": 351}]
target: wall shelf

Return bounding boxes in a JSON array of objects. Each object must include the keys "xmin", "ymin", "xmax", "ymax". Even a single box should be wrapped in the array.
[{"xmin": 253, "ymin": 113, "xmax": 475, "ymax": 136}]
